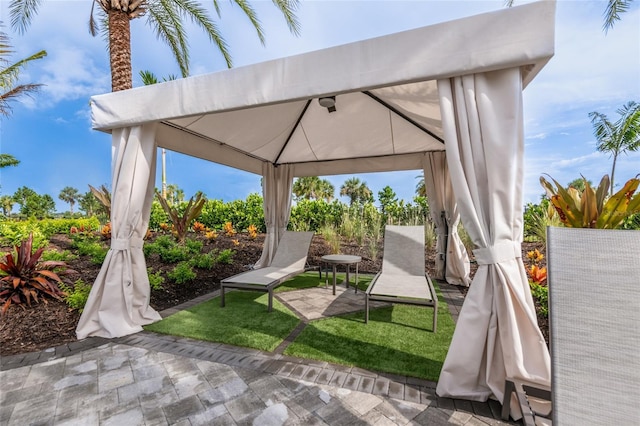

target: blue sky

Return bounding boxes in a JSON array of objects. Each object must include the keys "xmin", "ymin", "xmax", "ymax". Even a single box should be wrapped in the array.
[{"xmin": 0, "ymin": 0, "xmax": 638, "ymax": 213}]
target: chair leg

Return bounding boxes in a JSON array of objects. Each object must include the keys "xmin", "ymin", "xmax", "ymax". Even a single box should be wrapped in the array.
[
  {"xmin": 365, "ymin": 295, "xmax": 369, "ymax": 323},
  {"xmin": 268, "ymin": 288, "xmax": 273, "ymax": 313},
  {"xmin": 221, "ymin": 285, "xmax": 226, "ymax": 307}
]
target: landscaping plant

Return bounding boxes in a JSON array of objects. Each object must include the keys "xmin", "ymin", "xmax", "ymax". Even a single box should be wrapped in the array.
[
  {"xmin": 155, "ymin": 190, "xmax": 206, "ymax": 243},
  {"xmin": 0, "ymin": 233, "xmax": 76, "ymax": 315},
  {"xmin": 540, "ymin": 174, "xmax": 640, "ymax": 229}
]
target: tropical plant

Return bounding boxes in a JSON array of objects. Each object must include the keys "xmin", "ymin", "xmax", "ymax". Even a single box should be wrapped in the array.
[
  {"xmin": 21, "ymin": 193, "xmax": 55, "ymax": 219},
  {"xmin": 0, "ymin": 25, "xmax": 46, "ymax": 116},
  {"xmin": 155, "ymin": 190, "xmax": 206, "ymax": 243},
  {"xmin": 340, "ymin": 177, "xmax": 373, "ymax": 206},
  {"xmin": 88, "ymin": 184, "xmax": 111, "ymax": 219},
  {"xmin": 0, "ymin": 233, "xmax": 76, "ymax": 315},
  {"xmin": 540, "ymin": 174, "xmax": 640, "ymax": 229},
  {"xmin": 0, "ymin": 195, "xmax": 14, "ymax": 216},
  {"xmin": 292, "ymin": 176, "xmax": 335, "ymax": 201},
  {"xmin": 10, "ymin": 0, "xmax": 300, "ymax": 91},
  {"xmin": 589, "ymin": 101, "xmax": 640, "ymax": 195},
  {"xmin": 167, "ymin": 261, "xmax": 197, "ymax": 284},
  {"xmin": 0, "ymin": 153, "xmax": 19, "ymax": 168},
  {"xmin": 147, "ymin": 268, "xmax": 165, "ymax": 290},
  {"xmin": 58, "ymin": 186, "xmax": 80, "ymax": 214},
  {"xmin": 58, "ymin": 279, "xmax": 92, "ymax": 312},
  {"xmin": 78, "ymin": 191, "xmax": 101, "ymax": 218},
  {"xmin": 415, "ymin": 174, "xmax": 426, "ymax": 197}
]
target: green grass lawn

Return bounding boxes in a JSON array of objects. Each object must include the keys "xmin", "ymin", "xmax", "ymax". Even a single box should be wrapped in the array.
[
  {"xmin": 145, "ymin": 273, "xmax": 454, "ymax": 381},
  {"xmin": 144, "ymin": 291, "xmax": 300, "ymax": 352},
  {"xmin": 283, "ymin": 286, "xmax": 454, "ymax": 382}
]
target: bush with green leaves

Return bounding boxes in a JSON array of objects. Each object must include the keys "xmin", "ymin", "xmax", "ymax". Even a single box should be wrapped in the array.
[
  {"xmin": 198, "ymin": 194, "xmax": 266, "ymax": 232},
  {"xmin": 148, "ymin": 200, "xmax": 170, "ymax": 231},
  {"xmin": 184, "ymin": 238, "xmax": 203, "ymax": 254},
  {"xmin": 71, "ymin": 235, "xmax": 108, "ymax": 265},
  {"xmin": 59, "ymin": 279, "xmax": 92, "ymax": 312},
  {"xmin": 189, "ymin": 252, "xmax": 216, "ymax": 269},
  {"xmin": 147, "ymin": 268, "xmax": 165, "ymax": 291},
  {"xmin": 529, "ymin": 282, "xmax": 548, "ymax": 318},
  {"xmin": 216, "ymin": 249, "xmax": 235, "ymax": 264},
  {"xmin": 41, "ymin": 249, "xmax": 77, "ymax": 262},
  {"xmin": 167, "ymin": 261, "xmax": 197, "ymax": 284},
  {"xmin": 0, "ymin": 220, "xmax": 49, "ymax": 249}
]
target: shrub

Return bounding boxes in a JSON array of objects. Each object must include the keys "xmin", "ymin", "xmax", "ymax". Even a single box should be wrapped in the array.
[
  {"xmin": 0, "ymin": 221, "xmax": 49, "ymax": 249},
  {"xmin": 156, "ymin": 191, "xmax": 206, "ymax": 243},
  {"xmin": 216, "ymin": 249, "xmax": 235, "ymax": 264},
  {"xmin": 147, "ymin": 268, "xmax": 165, "ymax": 291},
  {"xmin": 167, "ymin": 261, "xmax": 197, "ymax": 284},
  {"xmin": 158, "ymin": 246, "xmax": 190, "ymax": 263},
  {"xmin": 184, "ymin": 238, "xmax": 203, "ymax": 254},
  {"xmin": 59, "ymin": 279, "xmax": 92, "ymax": 312},
  {"xmin": 0, "ymin": 233, "xmax": 76, "ymax": 315},
  {"xmin": 72, "ymin": 236, "xmax": 108, "ymax": 265},
  {"xmin": 41, "ymin": 249, "xmax": 77, "ymax": 262},
  {"xmin": 189, "ymin": 252, "xmax": 216, "ymax": 269},
  {"xmin": 530, "ymin": 282, "xmax": 548, "ymax": 318}
]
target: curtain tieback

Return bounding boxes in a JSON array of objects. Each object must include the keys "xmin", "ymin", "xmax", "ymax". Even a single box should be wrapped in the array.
[
  {"xmin": 473, "ymin": 241, "xmax": 521, "ymax": 265},
  {"xmin": 111, "ymin": 237, "xmax": 144, "ymax": 251}
]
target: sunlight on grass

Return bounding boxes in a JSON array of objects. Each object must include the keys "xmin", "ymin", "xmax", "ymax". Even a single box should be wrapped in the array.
[
  {"xmin": 144, "ymin": 292, "xmax": 300, "ymax": 352},
  {"xmin": 283, "ymin": 285, "xmax": 454, "ymax": 382}
]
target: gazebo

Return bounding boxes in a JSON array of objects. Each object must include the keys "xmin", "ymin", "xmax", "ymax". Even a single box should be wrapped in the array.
[{"xmin": 78, "ymin": 0, "xmax": 555, "ymax": 410}]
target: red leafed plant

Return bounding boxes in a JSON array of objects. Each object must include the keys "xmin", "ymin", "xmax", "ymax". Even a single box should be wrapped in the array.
[{"xmin": 0, "ymin": 233, "xmax": 77, "ymax": 316}]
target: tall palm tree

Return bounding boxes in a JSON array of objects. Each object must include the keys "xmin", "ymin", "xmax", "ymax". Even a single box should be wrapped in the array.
[
  {"xmin": 59, "ymin": 186, "xmax": 80, "ymax": 214},
  {"xmin": 415, "ymin": 174, "xmax": 426, "ymax": 197},
  {"xmin": 0, "ymin": 153, "xmax": 20, "ymax": 168},
  {"xmin": 0, "ymin": 25, "xmax": 46, "ymax": 115},
  {"xmin": 10, "ymin": 0, "xmax": 300, "ymax": 91},
  {"xmin": 589, "ymin": 101, "xmax": 640, "ymax": 196},
  {"xmin": 292, "ymin": 176, "xmax": 335, "ymax": 202},
  {"xmin": 340, "ymin": 177, "xmax": 372, "ymax": 206}
]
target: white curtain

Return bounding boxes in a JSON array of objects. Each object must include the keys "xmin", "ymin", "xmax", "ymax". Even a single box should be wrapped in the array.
[
  {"xmin": 422, "ymin": 153, "xmax": 470, "ymax": 285},
  {"xmin": 435, "ymin": 69, "xmax": 550, "ymax": 412},
  {"xmin": 254, "ymin": 163, "xmax": 294, "ymax": 268},
  {"xmin": 77, "ymin": 124, "xmax": 162, "ymax": 339}
]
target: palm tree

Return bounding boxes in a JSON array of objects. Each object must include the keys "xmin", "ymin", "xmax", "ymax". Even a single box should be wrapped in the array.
[
  {"xmin": 0, "ymin": 195, "xmax": 14, "ymax": 216},
  {"xmin": 415, "ymin": 174, "xmax": 426, "ymax": 197},
  {"xmin": 589, "ymin": 101, "xmax": 640, "ymax": 196},
  {"xmin": 59, "ymin": 186, "xmax": 80, "ymax": 214},
  {"xmin": 89, "ymin": 184, "xmax": 112, "ymax": 218},
  {"xmin": 10, "ymin": 0, "xmax": 300, "ymax": 92},
  {"xmin": 292, "ymin": 176, "xmax": 335, "ymax": 201},
  {"xmin": 0, "ymin": 25, "xmax": 46, "ymax": 114},
  {"xmin": 340, "ymin": 177, "xmax": 372, "ymax": 206},
  {"xmin": 0, "ymin": 153, "xmax": 19, "ymax": 168}
]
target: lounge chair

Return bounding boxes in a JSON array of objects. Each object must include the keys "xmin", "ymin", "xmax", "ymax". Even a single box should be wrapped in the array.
[
  {"xmin": 502, "ymin": 227, "xmax": 640, "ymax": 425},
  {"xmin": 365, "ymin": 225, "xmax": 437, "ymax": 332},
  {"xmin": 221, "ymin": 231, "xmax": 314, "ymax": 312}
]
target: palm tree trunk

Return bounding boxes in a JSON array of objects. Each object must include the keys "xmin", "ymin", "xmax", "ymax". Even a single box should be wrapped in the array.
[
  {"xmin": 108, "ymin": 10, "xmax": 133, "ymax": 91},
  {"xmin": 610, "ymin": 152, "xmax": 618, "ymax": 197}
]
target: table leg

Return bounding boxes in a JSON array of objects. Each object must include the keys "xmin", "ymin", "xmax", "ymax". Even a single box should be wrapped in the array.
[
  {"xmin": 355, "ymin": 263, "xmax": 359, "ymax": 293},
  {"xmin": 346, "ymin": 264, "xmax": 350, "ymax": 290},
  {"xmin": 332, "ymin": 264, "xmax": 337, "ymax": 296},
  {"xmin": 324, "ymin": 261, "xmax": 328, "ymax": 288}
]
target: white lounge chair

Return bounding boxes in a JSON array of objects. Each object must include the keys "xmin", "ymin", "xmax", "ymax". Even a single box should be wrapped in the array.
[
  {"xmin": 221, "ymin": 231, "xmax": 314, "ymax": 312},
  {"xmin": 365, "ymin": 225, "xmax": 437, "ymax": 332},
  {"xmin": 503, "ymin": 227, "xmax": 640, "ymax": 425}
]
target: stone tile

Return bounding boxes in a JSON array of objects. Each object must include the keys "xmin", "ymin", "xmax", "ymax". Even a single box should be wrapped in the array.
[
  {"xmin": 315, "ymin": 400, "xmax": 366, "ymax": 426},
  {"xmin": 23, "ymin": 359, "xmax": 66, "ymax": 386},
  {"xmin": 278, "ymin": 362, "xmax": 298, "ymax": 377},
  {"xmin": 101, "ymin": 406, "xmax": 144, "ymax": 426},
  {"xmin": 338, "ymin": 390, "xmax": 383, "ymax": 416},
  {"xmin": 250, "ymin": 402, "xmax": 293, "ymax": 426},
  {"xmin": 188, "ymin": 403, "xmax": 229, "ymax": 426},
  {"xmin": 248, "ymin": 375, "xmax": 294, "ymax": 404},
  {"xmin": 315, "ymin": 369, "xmax": 335, "ymax": 385},
  {"xmin": 224, "ymin": 390, "xmax": 266, "ymax": 422},
  {"xmin": 342, "ymin": 374, "xmax": 361, "ymax": 391},
  {"xmin": 372, "ymin": 377, "xmax": 390, "ymax": 396},
  {"xmin": 0, "ymin": 382, "xmax": 45, "ymax": 405},
  {"xmin": 404, "ymin": 385, "xmax": 422, "ymax": 404},
  {"xmin": 436, "ymin": 396, "xmax": 455, "ymax": 409},
  {"xmin": 388, "ymin": 381, "xmax": 405, "ymax": 400},
  {"xmin": 163, "ymin": 394, "xmax": 205, "ymax": 424},
  {"xmin": 328, "ymin": 371, "xmax": 347, "ymax": 388},
  {"xmin": 374, "ymin": 399, "xmax": 425, "ymax": 423},
  {"xmin": 0, "ymin": 366, "xmax": 30, "ymax": 391},
  {"xmin": 7, "ymin": 391, "xmax": 58, "ymax": 425},
  {"xmin": 288, "ymin": 364, "xmax": 309, "ymax": 380},
  {"xmin": 98, "ymin": 366, "xmax": 135, "ymax": 392},
  {"xmin": 358, "ymin": 376, "xmax": 375, "ymax": 394}
]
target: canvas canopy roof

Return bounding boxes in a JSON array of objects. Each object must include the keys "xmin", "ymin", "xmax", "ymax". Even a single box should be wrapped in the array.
[
  {"xmin": 91, "ymin": 1, "xmax": 554, "ymax": 177},
  {"xmin": 80, "ymin": 2, "xmax": 556, "ymax": 419}
]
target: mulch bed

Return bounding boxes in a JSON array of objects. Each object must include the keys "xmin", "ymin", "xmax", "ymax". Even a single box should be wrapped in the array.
[{"xmin": 0, "ymin": 232, "xmax": 546, "ymax": 356}]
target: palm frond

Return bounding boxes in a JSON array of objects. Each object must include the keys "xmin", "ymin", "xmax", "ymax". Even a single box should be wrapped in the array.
[
  {"xmin": 9, "ymin": 0, "xmax": 44, "ymax": 34},
  {"xmin": 147, "ymin": 0, "xmax": 190, "ymax": 77},
  {"xmin": 231, "ymin": 0, "xmax": 266, "ymax": 45},
  {"xmin": 603, "ymin": 0, "xmax": 633, "ymax": 33},
  {"xmin": 270, "ymin": 0, "xmax": 301, "ymax": 36}
]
